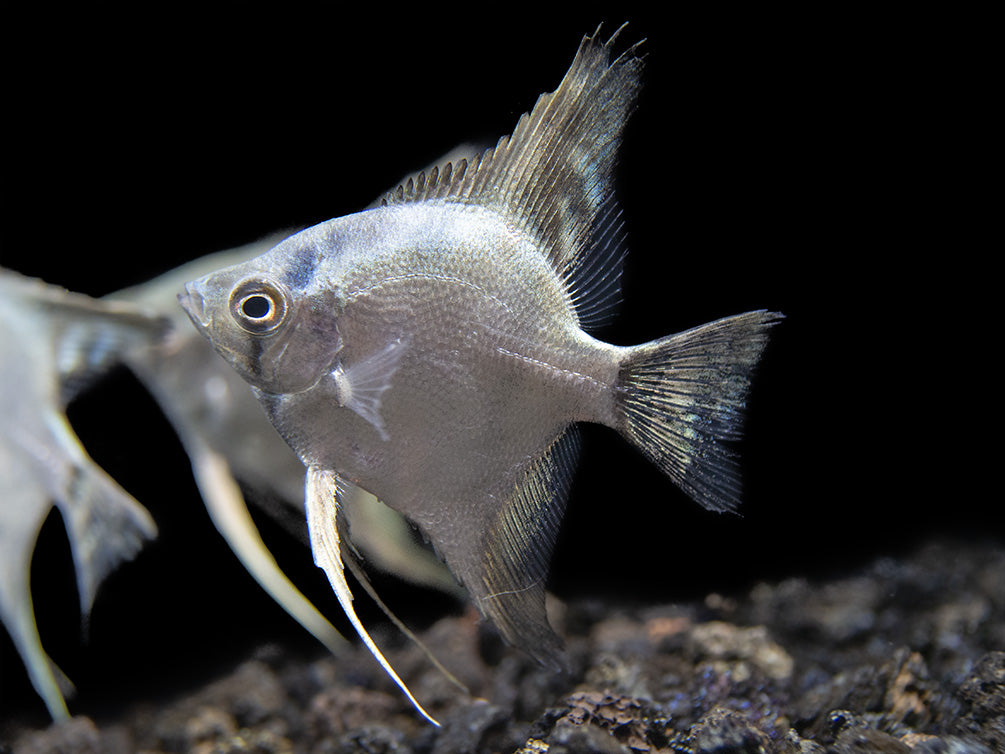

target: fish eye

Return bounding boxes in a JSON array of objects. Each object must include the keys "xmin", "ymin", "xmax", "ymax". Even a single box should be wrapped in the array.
[{"xmin": 228, "ymin": 278, "xmax": 289, "ymax": 334}]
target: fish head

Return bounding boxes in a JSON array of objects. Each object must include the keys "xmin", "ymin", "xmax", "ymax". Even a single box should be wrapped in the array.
[{"xmin": 179, "ymin": 239, "xmax": 343, "ymax": 396}]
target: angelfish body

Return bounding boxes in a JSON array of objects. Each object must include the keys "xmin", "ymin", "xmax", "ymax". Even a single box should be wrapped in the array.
[
  {"xmin": 253, "ymin": 203, "xmax": 617, "ymax": 520},
  {"xmin": 181, "ymin": 28, "xmax": 781, "ymax": 723}
]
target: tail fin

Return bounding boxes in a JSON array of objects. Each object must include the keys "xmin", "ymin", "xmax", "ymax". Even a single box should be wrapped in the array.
[
  {"xmin": 57, "ymin": 447, "xmax": 158, "ymax": 623},
  {"xmin": 616, "ymin": 310, "xmax": 783, "ymax": 513}
]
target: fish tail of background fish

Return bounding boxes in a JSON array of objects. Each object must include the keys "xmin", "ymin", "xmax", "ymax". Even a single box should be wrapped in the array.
[
  {"xmin": 616, "ymin": 310, "xmax": 784, "ymax": 514},
  {"xmin": 43, "ymin": 294, "xmax": 165, "ymax": 626},
  {"xmin": 1, "ymin": 271, "xmax": 166, "ymax": 718},
  {"xmin": 52, "ymin": 414, "xmax": 159, "ymax": 629}
]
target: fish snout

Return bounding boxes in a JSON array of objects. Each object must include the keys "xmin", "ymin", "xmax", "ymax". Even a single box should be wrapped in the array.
[{"xmin": 178, "ymin": 283, "xmax": 209, "ymax": 330}]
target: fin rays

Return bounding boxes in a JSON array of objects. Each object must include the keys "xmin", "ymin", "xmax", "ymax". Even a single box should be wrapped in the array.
[
  {"xmin": 616, "ymin": 311, "xmax": 784, "ymax": 513},
  {"xmin": 333, "ymin": 338, "xmax": 409, "ymax": 441},
  {"xmin": 470, "ymin": 427, "xmax": 581, "ymax": 669},
  {"xmin": 380, "ymin": 27, "xmax": 642, "ymax": 332}
]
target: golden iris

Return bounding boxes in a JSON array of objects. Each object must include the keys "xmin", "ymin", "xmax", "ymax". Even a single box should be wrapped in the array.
[{"xmin": 228, "ymin": 278, "xmax": 289, "ymax": 334}]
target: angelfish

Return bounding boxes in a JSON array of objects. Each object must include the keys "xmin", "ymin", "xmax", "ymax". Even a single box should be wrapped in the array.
[
  {"xmin": 180, "ymin": 28, "xmax": 782, "ymax": 724},
  {"xmin": 0, "ymin": 270, "xmax": 162, "ymax": 719}
]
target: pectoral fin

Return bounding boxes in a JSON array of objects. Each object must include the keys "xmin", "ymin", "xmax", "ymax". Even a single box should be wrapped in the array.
[
  {"xmin": 332, "ymin": 338, "xmax": 408, "ymax": 441},
  {"xmin": 305, "ymin": 466, "xmax": 439, "ymax": 726}
]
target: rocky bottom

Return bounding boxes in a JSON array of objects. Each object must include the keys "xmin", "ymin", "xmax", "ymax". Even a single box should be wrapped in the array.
[{"xmin": 6, "ymin": 539, "xmax": 1004, "ymax": 753}]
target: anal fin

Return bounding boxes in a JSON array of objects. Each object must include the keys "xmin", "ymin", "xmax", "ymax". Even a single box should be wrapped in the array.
[{"xmin": 468, "ymin": 427, "xmax": 580, "ymax": 670}]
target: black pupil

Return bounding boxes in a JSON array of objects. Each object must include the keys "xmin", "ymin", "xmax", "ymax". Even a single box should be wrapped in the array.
[{"xmin": 241, "ymin": 294, "xmax": 272, "ymax": 319}]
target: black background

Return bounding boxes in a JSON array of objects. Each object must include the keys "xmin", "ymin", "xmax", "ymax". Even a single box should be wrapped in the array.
[{"xmin": 1, "ymin": 4, "xmax": 992, "ymax": 726}]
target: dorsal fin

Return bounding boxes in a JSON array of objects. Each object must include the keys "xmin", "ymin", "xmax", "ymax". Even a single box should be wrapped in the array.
[
  {"xmin": 366, "ymin": 142, "xmax": 486, "ymax": 210},
  {"xmin": 380, "ymin": 26, "xmax": 643, "ymax": 330}
]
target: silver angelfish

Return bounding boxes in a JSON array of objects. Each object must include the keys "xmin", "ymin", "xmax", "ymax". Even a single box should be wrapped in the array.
[
  {"xmin": 181, "ymin": 28, "xmax": 782, "ymax": 724},
  {"xmin": 0, "ymin": 270, "xmax": 162, "ymax": 719},
  {"xmin": 111, "ymin": 243, "xmax": 464, "ymax": 664}
]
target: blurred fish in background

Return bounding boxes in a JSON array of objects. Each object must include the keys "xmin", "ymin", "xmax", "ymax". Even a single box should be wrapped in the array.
[
  {"xmin": 0, "ymin": 146, "xmax": 482, "ymax": 719},
  {"xmin": 0, "ymin": 271, "xmax": 162, "ymax": 719}
]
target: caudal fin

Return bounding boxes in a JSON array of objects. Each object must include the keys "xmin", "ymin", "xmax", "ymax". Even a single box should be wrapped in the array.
[{"xmin": 616, "ymin": 310, "xmax": 783, "ymax": 513}]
